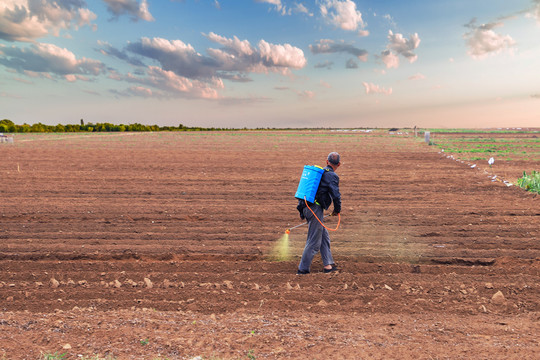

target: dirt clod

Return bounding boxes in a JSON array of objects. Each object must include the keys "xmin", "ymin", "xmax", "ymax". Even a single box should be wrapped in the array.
[{"xmin": 491, "ymin": 291, "xmax": 506, "ymax": 305}]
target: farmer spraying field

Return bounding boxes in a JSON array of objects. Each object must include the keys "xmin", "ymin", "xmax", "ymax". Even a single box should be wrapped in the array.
[{"xmin": 296, "ymin": 152, "xmax": 341, "ymax": 274}]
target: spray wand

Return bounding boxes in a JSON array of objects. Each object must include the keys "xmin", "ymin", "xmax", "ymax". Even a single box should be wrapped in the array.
[{"xmin": 285, "ymin": 214, "xmax": 332, "ymax": 234}]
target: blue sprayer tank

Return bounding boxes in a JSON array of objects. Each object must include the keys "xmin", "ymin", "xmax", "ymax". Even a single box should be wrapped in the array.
[{"xmin": 295, "ymin": 165, "xmax": 325, "ymax": 203}]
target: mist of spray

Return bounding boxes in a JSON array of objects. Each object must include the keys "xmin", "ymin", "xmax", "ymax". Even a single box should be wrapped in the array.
[{"xmin": 269, "ymin": 231, "xmax": 291, "ymax": 261}]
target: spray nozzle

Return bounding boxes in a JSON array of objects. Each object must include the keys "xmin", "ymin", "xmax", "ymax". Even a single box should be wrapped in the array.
[{"xmin": 285, "ymin": 229, "xmax": 290, "ymax": 234}]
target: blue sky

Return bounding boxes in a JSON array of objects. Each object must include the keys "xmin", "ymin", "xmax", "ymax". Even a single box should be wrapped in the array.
[{"xmin": 1, "ymin": 0, "xmax": 539, "ymax": 128}]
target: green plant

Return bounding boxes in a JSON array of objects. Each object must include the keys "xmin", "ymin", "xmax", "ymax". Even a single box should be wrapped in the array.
[
  {"xmin": 42, "ymin": 352, "xmax": 67, "ymax": 360},
  {"xmin": 140, "ymin": 338, "xmax": 149, "ymax": 346},
  {"xmin": 247, "ymin": 349, "xmax": 256, "ymax": 360},
  {"xmin": 517, "ymin": 171, "xmax": 540, "ymax": 194}
]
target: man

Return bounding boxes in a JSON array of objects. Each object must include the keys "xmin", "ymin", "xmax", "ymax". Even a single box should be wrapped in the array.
[{"xmin": 297, "ymin": 152, "xmax": 341, "ymax": 274}]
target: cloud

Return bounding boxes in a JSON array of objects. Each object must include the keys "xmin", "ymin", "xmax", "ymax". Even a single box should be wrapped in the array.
[
  {"xmin": 294, "ymin": 89, "xmax": 315, "ymax": 99},
  {"xmin": 0, "ymin": 42, "xmax": 106, "ymax": 78},
  {"xmin": 97, "ymin": 40, "xmax": 146, "ymax": 67},
  {"xmin": 126, "ymin": 37, "xmax": 218, "ymax": 79},
  {"xmin": 358, "ymin": 30, "xmax": 369, "ymax": 37},
  {"xmin": 378, "ymin": 31, "xmax": 420, "ymax": 68},
  {"xmin": 64, "ymin": 74, "xmax": 90, "ymax": 82},
  {"xmin": 408, "ymin": 73, "xmax": 426, "ymax": 80},
  {"xmin": 105, "ymin": 33, "xmax": 306, "ymax": 98},
  {"xmin": 387, "ymin": 30, "xmax": 420, "ymax": 63},
  {"xmin": 310, "ymin": 39, "xmax": 368, "ymax": 61},
  {"xmin": 320, "ymin": 0, "xmax": 365, "ymax": 32},
  {"xmin": 219, "ymin": 73, "xmax": 253, "ymax": 82},
  {"xmin": 14, "ymin": 76, "xmax": 33, "ymax": 84},
  {"xmin": 0, "ymin": 0, "xmax": 97, "ymax": 42},
  {"xmin": 133, "ymin": 33, "xmax": 308, "ymax": 77},
  {"xmin": 258, "ymin": 39, "xmax": 307, "ymax": 69},
  {"xmin": 464, "ymin": 19, "xmax": 515, "ymax": 59},
  {"xmin": 256, "ymin": 0, "xmax": 288, "ymax": 15},
  {"xmin": 382, "ymin": 13, "xmax": 397, "ymax": 28},
  {"xmin": 205, "ymin": 32, "xmax": 307, "ymax": 74},
  {"xmin": 113, "ymin": 65, "xmax": 223, "ymax": 99},
  {"xmin": 345, "ymin": 58, "xmax": 357, "ymax": 69},
  {"xmin": 319, "ymin": 80, "xmax": 331, "ymax": 88},
  {"xmin": 294, "ymin": 3, "xmax": 312, "ymax": 16},
  {"xmin": 102, "ymin": 0, "xmax": 154, "ymax": 22},
  {"xmin": 528, "ymin": 0, "xmax": 540, "ymax": 22},
  {"xmin": 380, "ymin": 49, "xmax": 399, "ymax": 68},
  {"xmin": 314, "ymin": 60, "xmax": 333, "ymax": 69},
  {"xmin": 127, "ymin": 85, "xmax": 153, "ymax": 97},
  {"xmin": 362, "ymin": 82, "xmax": 392, "ymax": 95}
]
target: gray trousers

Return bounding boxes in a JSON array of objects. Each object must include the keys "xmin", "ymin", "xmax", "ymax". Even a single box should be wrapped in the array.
[{"xmin": 298, "ymin": 204, "xmax": 334, "ymax": 272}]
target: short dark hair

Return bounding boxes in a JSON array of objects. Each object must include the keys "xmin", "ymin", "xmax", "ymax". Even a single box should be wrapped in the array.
[{"xmin": 327, "ymin": 152, "xmax": 340, "ymax": 165}]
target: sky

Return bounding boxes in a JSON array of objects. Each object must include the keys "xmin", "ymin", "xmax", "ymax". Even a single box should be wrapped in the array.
[{"xmin": 1, "ymin": 0, "xmax": 539, "ymax": 129}]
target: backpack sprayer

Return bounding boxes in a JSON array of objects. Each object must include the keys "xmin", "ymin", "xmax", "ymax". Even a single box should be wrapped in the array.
[{"xmin": 286, "ymin": 165, "xmax": 340, "ymax": 234}]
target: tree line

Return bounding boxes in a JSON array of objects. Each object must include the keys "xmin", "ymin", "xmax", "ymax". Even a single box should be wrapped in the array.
[{"xmin": 0, "ymin": 119, "xmax": 244, "ymax": 133}]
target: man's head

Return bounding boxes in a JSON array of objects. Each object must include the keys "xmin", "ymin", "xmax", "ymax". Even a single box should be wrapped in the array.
[{"xmin": 327, "ymin": 152, "xmax": 340, "ymax": 170}]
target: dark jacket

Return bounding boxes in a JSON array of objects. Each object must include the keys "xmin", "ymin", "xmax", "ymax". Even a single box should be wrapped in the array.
[{"xmin": 297, "ymin": 165, "xmax": 341, "ymax": 218}]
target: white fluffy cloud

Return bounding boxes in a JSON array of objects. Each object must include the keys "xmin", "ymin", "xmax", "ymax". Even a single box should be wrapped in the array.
[
  {"xmin": 379, "ymin": 30, "xmax": 420, "ymax": 68},
  {"xmin": 464, "ymin": 20, "xmax": 515, "ymax": 59},
  {"xmin": 320, "ymin": 0, "xmax": 365, "ymax": 32},
  {"xmin": 257, "ymin": 39, "xmax": 307, "ymax": 70},
  {"xmin": 101, "ymin": 33, "xmax": 306, "ymax": 98},
  {"xmin": 0, "ymin": 42, "xmax": 106, "ymax": 78},
  {"xmin": 102, "ymin": 0, "xmax": 154, "ymax": 22},
  {"xmin": 123, "ymin": 34, "xmax": 307, "ymax": 79},
  {"xmin": 362, "ymin": 82, "xmax": 392, "ymax": 95},
  {"xmin": 205, "ymin": 32, "xmax": 255, "ymax": 57},
  {"xmin": 387, "ymin": 30, "xmax": 421, "ymax": 63},
  {"xmin": 0, "ymin": 0, "xmax": 97, "ymax": 42},
  {"xmin": 380, "ymin": 49, "xmax": 399, "ymax": 69},
  {"xmin": 127, "ymin": 37, "xmax": 217, "ymax": 79}
]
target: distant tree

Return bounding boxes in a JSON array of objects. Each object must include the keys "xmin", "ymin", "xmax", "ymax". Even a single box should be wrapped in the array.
[
  {"xmin": 1, "ymin": 119, "xmax": 15, "ymax": 127},
  {"xmin": 55, "ymin": 124, "xmax": 66, "ymax": 132},
  {"xmin": 80, "ymin": 119, "xmax": 84, "ymax": 126},
  {"xmin": 30, "ymin": 123, "xmax": 46, "ymax": 132},
  {"xmin": 18, "ymin": 124, "xmax": 31, "ymax": 133}
]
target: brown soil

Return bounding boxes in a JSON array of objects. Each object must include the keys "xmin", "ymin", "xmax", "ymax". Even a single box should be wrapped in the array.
[{"xmin": 0, "ymin": 131, "xmax": 538, "ymax": 359}]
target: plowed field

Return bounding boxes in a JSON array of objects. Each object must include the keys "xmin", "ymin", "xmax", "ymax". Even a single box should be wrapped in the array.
[{"xmin": 1, "ymin": 130, "xmax": 539, "ymax": 359}]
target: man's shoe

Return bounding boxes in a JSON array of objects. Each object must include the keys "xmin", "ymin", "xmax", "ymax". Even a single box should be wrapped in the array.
[
  {"xmin": 323, "ymin": 266, "xmax": 338, "ymax": 273},
  {"xmin": 297, "ymin": 269, "xmax": 310, "ymax": 275}
]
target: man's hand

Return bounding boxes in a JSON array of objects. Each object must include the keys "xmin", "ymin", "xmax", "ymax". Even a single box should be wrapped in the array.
[{"xmin": 331, "ymin": 210, "xmax": 339, "ymax": 217}]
